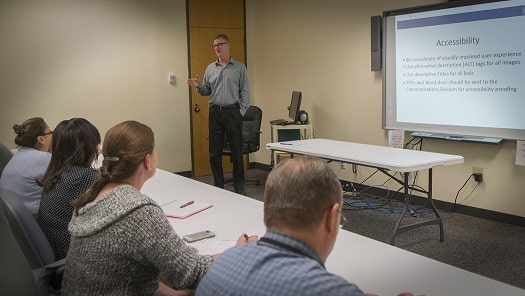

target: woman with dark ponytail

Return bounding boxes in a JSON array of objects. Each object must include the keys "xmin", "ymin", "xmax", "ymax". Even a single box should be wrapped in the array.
[
  {"xmin": 37, "ymin": 118, "xmax": 100, "ymax": 260},
  {"xmin": 0, "ymin": 117, "xmax": 53, "ymax": 217}
]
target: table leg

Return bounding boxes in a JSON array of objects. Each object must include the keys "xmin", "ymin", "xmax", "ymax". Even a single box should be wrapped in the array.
[
  {"xmin": 428, "ymin": 168, "xmax": 445, "ymax": 242},
  {"xmin": 391, "ymin": 168, "xmax": 444, "ymax": 244}
]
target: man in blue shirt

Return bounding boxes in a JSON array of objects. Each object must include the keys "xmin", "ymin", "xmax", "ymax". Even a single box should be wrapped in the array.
[
  {"xmin": 196, "ymin": 156, "xmax": 414, "ymax": 296},
  {"xmin": 187, "ymin": 34, "xmax": 250, "ymax": 195}
]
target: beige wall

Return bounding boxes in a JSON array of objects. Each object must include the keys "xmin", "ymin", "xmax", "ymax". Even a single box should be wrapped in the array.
[
  {"xmin": 1, "ymin": 0, "xmax": 524, "ymax": 218},
  {"xmin": 245, "ymin": 0, "xmax": 525, "ymax": 218},
  {"xmin": 0, "ymin": 0, "xmax": 191, "ymax": 171}
]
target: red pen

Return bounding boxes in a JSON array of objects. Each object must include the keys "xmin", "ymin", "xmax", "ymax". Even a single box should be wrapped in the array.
[{"xmin": 180, "ymin": 201, "xmax": 194, "ymax": 208}]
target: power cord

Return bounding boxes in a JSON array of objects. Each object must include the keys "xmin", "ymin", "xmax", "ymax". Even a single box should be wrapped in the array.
[
  {"xmin": 452, "ymin": 174, "xmax": 479, "ymax": 211},
  {"xmin": 343, "ymin": 189, "xmax": 452, "ymax": 219}
]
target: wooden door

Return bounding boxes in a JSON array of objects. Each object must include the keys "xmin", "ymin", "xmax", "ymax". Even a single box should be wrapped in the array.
[{"xmin": 187, "ymin": 0, "xmax": 246, "ymax": 177}]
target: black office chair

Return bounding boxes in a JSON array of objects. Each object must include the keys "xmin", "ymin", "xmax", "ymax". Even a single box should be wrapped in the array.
[
  {"xmin": 0, "ymin": 191, "xmax": 64, "ymax": 295},
  {"xmin": 223, "ymin": 105, "xmax": 263, "ymax": 186},
  {"xmin": 0, "ymin": 142, "xmax": 13, "ymax": 178},
  {"xmin": 0, "ymin": 194, "xmax": 37, "ymax": 295}
]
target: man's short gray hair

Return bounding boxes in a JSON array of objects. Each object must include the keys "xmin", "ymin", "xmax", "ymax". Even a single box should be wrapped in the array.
[{"xmin": 264, "ymin": 156, "xmax": 343, "ymax": 231}]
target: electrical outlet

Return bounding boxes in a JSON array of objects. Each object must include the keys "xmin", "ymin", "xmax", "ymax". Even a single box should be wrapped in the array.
[
  {"xmin": 472, "ymin": 166, "xmax": 483, "ymax": 182},
  {"xmin": 472, "ymin": 166, "xmax": 483, "ymax": 174}
]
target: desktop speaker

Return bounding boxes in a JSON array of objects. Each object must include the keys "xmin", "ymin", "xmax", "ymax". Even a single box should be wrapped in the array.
[
  {"xmin": 298, "ymin": 110, "xmax": 309, "ymax": 124},
  {"xmin": 371, "ymin": 15, "xmax": 382, "ymax": 71}
]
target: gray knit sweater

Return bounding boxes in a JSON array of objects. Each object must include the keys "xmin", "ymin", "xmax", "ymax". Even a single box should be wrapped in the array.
[{"xmin": 62, "ymin": 185, "xmax": 214, "ymax": 295}]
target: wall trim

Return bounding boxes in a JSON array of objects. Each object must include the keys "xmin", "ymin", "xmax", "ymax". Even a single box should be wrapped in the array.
[
  {"xmin": 174, "ymin": 171, "xmax": 193, "ymax": 178},
  {"xmin": 249, "ymin": 162, "xmax": 272, "ymax": 171}
]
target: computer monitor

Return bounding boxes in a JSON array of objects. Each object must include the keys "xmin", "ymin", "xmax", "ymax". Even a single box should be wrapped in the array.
[{"xmin": 288, "ymin": 91, "xmax": 302, "ymax": 123}]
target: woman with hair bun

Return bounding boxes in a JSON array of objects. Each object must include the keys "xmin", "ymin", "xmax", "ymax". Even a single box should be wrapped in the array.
[{"xmin": 0, "ymin": 117, "xmax": 53, "ymax": 217}]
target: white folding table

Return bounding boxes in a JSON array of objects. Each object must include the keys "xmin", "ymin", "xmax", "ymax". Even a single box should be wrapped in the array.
[
  {"xmin": 141, "ymin": 169, "xmax": 523, "ymax": 296},
  {"xmin": 266, "ymin": 138, "xmax": 465, "ymax": 244}
]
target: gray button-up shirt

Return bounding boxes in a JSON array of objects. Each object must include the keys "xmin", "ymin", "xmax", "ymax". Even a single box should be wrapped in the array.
[{"xmin": 196, "ymin": 58, "xmax": 250, "ymax": 116}]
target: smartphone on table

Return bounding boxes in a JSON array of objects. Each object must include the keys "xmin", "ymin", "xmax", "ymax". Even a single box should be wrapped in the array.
[{"xmin": 182, "ymin": 230, "xmax": 215, "ymax": 243}]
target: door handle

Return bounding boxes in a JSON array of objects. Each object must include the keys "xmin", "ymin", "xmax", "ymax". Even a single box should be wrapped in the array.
[{"xmin": 194, "ymin": 104, "xmax": 200, "ymax": 113}]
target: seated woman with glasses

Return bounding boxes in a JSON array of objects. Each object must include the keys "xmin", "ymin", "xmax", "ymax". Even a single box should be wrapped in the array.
[
  {"xmin": 0, "ymin": 117, "xmax": 53, "ymax": 218},
  {"xmin": 37, "ymin": 118, "xmax": 100, "ymax": 260}
]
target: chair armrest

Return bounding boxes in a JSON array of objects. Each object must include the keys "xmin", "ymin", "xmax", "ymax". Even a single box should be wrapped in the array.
[{"xmin": 36, "ymin": 258, "xmax": 66, "ymax": 295}]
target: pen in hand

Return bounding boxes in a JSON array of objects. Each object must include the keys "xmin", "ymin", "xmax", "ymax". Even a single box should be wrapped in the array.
[
  {"xmin": 237, "ymin": 233, "xmax": 258, "ymax": 245},
  {"xmin": 180, "ymin": 201, "xmax": 195, "ymax": 208}
]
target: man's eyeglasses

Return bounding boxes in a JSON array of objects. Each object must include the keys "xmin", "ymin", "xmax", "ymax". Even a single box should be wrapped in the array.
[
  {"xmin": 213, "ymin": 42, "xmax": 228, "ymax": 49},
  {"xmin": 324, "ymin": 204, "xmax": 348, "ymax": 227},
  {"xmin": 338, "ymin": 209, "xmax": 348, "ymax": 227}
]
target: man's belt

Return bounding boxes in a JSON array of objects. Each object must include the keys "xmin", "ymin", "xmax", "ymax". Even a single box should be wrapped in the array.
[{"xmin": 210, "ymin": 103, "xmax": 239, "ymax": 110}]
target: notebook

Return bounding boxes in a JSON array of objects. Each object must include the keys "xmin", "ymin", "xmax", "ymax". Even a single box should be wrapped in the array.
[{"xmin": 162, "ymin": 200, "xmax": 213, "ymax": 219}]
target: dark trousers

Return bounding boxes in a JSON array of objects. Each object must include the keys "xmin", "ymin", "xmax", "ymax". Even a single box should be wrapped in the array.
[{"xmin": 208, "ymin": 104, "xmax": 245, "ymax": 193}]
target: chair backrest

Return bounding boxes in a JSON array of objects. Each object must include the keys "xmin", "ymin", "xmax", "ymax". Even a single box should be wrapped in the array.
[
  {"xmin": 0, "ymin": 190, "xmax": 56, "ymax": 270},
  {"xmin": 241, "ymin": 105, "xmax": 262, "ymax": 153},
  {"xmin": 0, "ymin": 142, "xmax": 13, "ymax": 178},
  {"xmin": 0, "ymin": 194, "xmax": 37, "ymax": 295},
  {"xmin": 223, "ymin": 105, "xmax": 263, "ymax": 155}
]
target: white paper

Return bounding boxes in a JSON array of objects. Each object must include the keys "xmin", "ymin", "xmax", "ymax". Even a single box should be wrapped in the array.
[
  {"xmin": 279, "ymin": 140, "xmax": 306, "ymax": 146},
  {"xmin": 189, "ymin": 240, "xmax": 236, "ymax": 255},
  {"xmin": 388, "ymin": 129, "xmax": 404, "ymax": 149},
  {"xmin": 162, "ymin": 200, "xmax": 213, "ymax": 219}
]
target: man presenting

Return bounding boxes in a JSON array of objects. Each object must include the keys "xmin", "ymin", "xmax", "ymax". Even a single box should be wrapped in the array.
[{"xmin": 187, "ymin": 34, "xmax": 250, "ymax": 195}]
